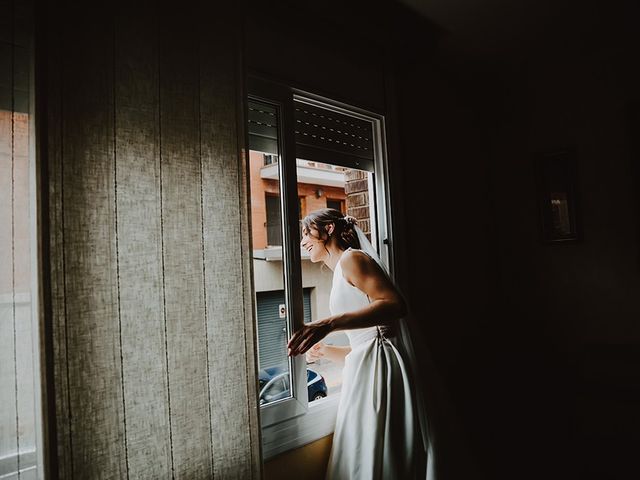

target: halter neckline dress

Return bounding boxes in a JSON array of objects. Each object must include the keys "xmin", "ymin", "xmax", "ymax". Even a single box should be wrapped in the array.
[{"xmin": 325, "ymin": 247, "xmax": 428, "ymax": 479}]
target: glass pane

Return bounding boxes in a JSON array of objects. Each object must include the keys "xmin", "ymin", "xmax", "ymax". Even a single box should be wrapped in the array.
[
  {"xmin": 260, "ymin": 375, "xmax": 288, "ymax": 405},
  {"xmin": 297, "ymin": 158, "xmax": 375, "ymax": 403},
  {"xmin": 1, "ymin": 27, "xmax": 40, "ymax": 477},
  {"xmin": 248, "ymin": 99, "xmax": 292, "ymax": 406}
]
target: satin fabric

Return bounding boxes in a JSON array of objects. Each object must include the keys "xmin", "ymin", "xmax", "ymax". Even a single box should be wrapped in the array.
[{"xmin": 325, "ymin": 249, "xmax": 433, "ymax": 479}]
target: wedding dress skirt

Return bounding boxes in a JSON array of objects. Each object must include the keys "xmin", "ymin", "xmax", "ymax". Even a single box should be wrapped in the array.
[{"xmin": 325, "ymin": 249, "xmax": 433, "ymax": 480}]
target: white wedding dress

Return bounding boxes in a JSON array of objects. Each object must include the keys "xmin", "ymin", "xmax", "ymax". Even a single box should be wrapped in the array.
[{"xmin": 325, "ymin": 247, "xmax": 432, "ymax": 480}]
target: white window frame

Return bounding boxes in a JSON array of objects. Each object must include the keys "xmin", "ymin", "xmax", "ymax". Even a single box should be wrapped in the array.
[{"xmin": 248, "ymin": 78, "xmax": 394, "ymax": 460}]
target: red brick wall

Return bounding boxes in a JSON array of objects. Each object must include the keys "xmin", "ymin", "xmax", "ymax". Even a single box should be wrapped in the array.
[
  {"xmin": 298, "ymin": 183, "xmax": 345, "ymax": 219},
  {"xmin": 344, "ymin": 170, "xmax": 371, "ymax": 239},
  {"xmin": 249, "ymin": 150, "xmax": 346, "ymax": 248}
]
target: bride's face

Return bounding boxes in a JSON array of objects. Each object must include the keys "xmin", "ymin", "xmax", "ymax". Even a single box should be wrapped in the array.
[{"xmin": 300, "ymin": 224, "xmax": 329, "ymax": 263}]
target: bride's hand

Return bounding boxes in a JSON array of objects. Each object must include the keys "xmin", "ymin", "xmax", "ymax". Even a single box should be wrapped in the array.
[
  {"xmin": 305, "ymin": 342, "xmax": 327, "ymax": 363},
  {"xmin": 287, "ymin": 320, "xmax": 333, "ymax": 356}
]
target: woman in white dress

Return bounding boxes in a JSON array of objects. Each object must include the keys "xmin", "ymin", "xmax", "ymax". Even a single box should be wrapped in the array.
[{"xmin": 287, "ymin": 208, "xmax": 436, "ymax": 480}]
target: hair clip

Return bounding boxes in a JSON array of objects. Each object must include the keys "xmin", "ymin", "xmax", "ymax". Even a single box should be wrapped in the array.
[{"xmin": 343, "ymin": 215, "xmax": 357, "ymax": 225}]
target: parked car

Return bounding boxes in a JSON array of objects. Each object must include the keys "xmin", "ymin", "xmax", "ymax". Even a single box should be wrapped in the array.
[{"xmin": 258, "ymin": 366, "xmax": 327, "ymax": 405}]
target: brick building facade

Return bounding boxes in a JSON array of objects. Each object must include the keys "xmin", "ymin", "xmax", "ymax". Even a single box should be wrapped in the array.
[{"xmin": 249, "ymin": 150, "xmax": 372, "ymax": 249}]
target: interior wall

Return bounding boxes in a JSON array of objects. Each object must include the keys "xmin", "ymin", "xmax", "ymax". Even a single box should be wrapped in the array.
[
  {"xmin": 244, "ymin": 1, "xmax": 387, "ymax": 113},
  {"xmin": 263, "ymin": 434, "xmax": 332, "ymax": 480},
  {"xmin": 486, "ymin": 25, "xmax": 640, "ymax": 479},
  {"xmin": 43, "ymin": 2, "xmax": 261, "ymax": 478},
  {"xmin": 416, "ymin": 2, "xmax": 640, "ymax": 478},
  {"xmin": 390, "ymin": 29, "xmax": 496, "ymax": 480}
]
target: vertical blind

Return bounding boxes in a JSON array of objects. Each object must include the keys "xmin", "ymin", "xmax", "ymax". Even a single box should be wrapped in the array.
[{"xmin": 45, "ymin": 2, "xmax": 261, "ymax": 478}]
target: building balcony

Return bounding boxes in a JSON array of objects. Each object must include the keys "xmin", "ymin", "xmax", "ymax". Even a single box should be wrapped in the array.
[
  {"xmin": 253, "ymin": 246, "xmax": 312, "ymax": 262},
  {"xmin": 260, "ymin": 159, "xmax": 345, "ymax": 188}
]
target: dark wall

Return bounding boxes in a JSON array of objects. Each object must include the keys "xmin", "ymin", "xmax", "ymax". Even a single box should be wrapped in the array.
[
  {"xmin": 390, "ymin": 1, "xmax": 640, "ymax": 478},
  {"xmin": 418, "ymin": 3, "xmax": 640, "ymax": 479},
  {"xmin": 245, "ymin": 1, "xmax": 387, "ymax": 112},
  {"xmin": 486, "ymin": 21, "xmax": 640, "ymax": 479},
  {"xmin": 390, "ymin": 24, "xmax": 497, "ymax": 480}
]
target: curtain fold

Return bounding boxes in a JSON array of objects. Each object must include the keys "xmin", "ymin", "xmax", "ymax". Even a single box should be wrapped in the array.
[{"xmin": 46, "ymin": 2, "xmax": 262, "ymax": 478}]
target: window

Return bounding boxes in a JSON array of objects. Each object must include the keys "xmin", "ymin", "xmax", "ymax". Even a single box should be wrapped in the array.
[
  {"xmin": 1, "ymin": 5, "xmax": 43, "ymax": 476},
  {"xmin": 297, "ymin": 159, "xmax": 374, "ymax": 405},
  {"xmin": 264, "ymin": 153, "xmax": 278, "ymax": 165},
  {"xmin": 255, "ymin": 288, "xmax": 312, "ymax": 407},
  {"xmin": 326, "ymin": 198, "xmax": 344, "ymax": 213},
  {"xmin": 247, "ymin": 77, "xmax": 392, "ymax": 459},
  {"xmin": 260, "ymin": 374, "xmax": 290, "ymax": 405},
  {"xmin": 248, "ymin": 94, "xmax": 307, "ymax": 429},
  {"xmin": 265, "ymin": 194, "xmax": 283, "ymax": 246}
]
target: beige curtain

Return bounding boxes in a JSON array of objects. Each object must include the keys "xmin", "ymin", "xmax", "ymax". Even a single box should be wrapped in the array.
[{"xmin": 46, "ymin": 2, "xmax": 261, "ymax": 478}]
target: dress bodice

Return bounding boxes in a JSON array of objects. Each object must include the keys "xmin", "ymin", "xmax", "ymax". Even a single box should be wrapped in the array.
[{"xmin": 329, "ymin": 248, "xmax": 379, "ymax": 348}]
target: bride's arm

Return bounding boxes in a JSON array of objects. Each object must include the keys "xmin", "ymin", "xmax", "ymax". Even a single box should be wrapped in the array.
[
  {"xmin": 288, "ymin": 250, "xmax": 406, "ymax": 356},
  {"xmin": 327, "ymin": 250, "xmax": 406, "ymax": 332},
  {"xmin": 322, "ymin": 344, "xmax": 352, "ymax": 363},
  {"xmin": 307, "ymin": 342, "xmax": 352, "ymax": 364}
]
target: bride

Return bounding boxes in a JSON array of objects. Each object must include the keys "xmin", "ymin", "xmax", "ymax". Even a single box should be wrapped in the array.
[{"xmin": 287, "ymin": 208, "xmax": 436, "ymax": 480}]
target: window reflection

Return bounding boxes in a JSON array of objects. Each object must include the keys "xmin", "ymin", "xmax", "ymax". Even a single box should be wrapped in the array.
[
  {"xmin": 1, "ymin": 106, "xmax": 39, "ymax": 476},
  {"xmin": 248, "ymin": 100, "xmax": 292, "ymax": 405}
]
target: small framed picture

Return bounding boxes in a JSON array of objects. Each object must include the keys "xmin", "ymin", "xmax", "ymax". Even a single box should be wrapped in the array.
[{"xmin": 534, "ymin": 149, "xmax": 581, "ymax": 243}]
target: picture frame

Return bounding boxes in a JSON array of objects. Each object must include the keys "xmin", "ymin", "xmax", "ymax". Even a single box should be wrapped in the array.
[{"xmin": 534, "ymin": 148, "xmax": 582, "ymax": 243}]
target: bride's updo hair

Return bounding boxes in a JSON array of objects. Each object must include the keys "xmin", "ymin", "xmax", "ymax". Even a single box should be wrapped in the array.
[{"xmin": 301, "ymin": 208, "xmax": 361, "ymax": 250}]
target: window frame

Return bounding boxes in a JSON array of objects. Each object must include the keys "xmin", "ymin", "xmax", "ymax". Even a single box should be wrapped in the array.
[
  {"xmin": 247, "ymin": 76, "xmax": 394, "ymax": 459},
  {"xmin": 248, "ymin": 78, "xmax": 309, "ymax": 428}
]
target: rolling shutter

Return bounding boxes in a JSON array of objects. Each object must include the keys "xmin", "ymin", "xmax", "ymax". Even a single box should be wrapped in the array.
[
  {"xmin": 248, "ymin": 100, "xmax": 278, "ymax": 155},
  {"xmin": 247, "ymin": 97, "xmax": 375, "ymax": 172},
  {"xmin": 256, "ymin": 289, "xmax": 312, "ymax": 370},
  {"xmin": 294, "ymin": 100, "xmax": 374, "ymax": 171}
]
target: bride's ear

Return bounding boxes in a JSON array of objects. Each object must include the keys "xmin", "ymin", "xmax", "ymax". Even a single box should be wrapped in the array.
[{"xmin": 326, "ymin": 223, "xmax": 335, "ymax": 236}]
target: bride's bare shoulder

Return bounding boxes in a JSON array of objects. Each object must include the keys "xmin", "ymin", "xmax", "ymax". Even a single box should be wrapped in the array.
[{"xmin": 340, "ymin": 249, "xmax": 377, "ymax": 276}]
